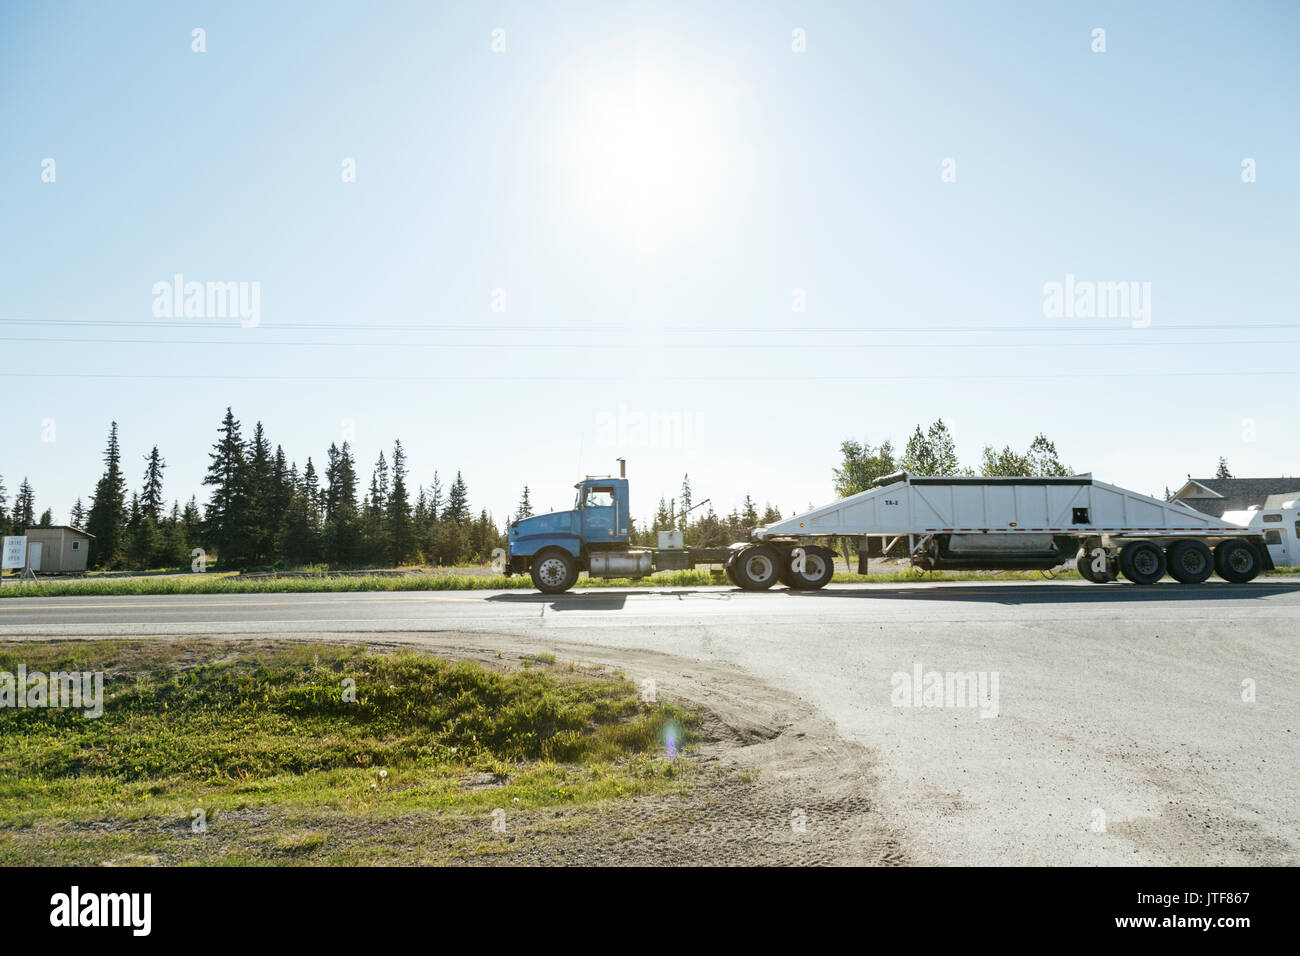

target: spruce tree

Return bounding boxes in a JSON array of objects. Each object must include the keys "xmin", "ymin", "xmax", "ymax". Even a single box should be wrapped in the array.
[
  {"xmin": 86, "ymin": 422, "xmax": 128, "ymax": 568},
  {"xmin": 203, "ymin": 408, "xmax": 250, "ymax": 568},
  {"xmin": 244, "ymin": 422, "xmax": 274, "ymax": 564},
  {"xmin": 444, "ymin": 471, "xmax": 469, "ymax": 525},
  {"xmin": 140, "ymin": 446, "xmax": 166, "ymax": 523},
  {"xmin": 387, "ymin": 440, "xmax": 414, "ymax": 565},
  {"xmin": 13, "ymin": 478, "xmax": 36, "ymax": 529},
  {"xmin": 324, "ymin": 442, "xmax": 360, "ymax": 566}
]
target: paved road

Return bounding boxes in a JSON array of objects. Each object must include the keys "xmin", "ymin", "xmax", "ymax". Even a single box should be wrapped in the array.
[{"xmin": 3, "ymin": 579, "xmax": 1298, "ymax": 865}]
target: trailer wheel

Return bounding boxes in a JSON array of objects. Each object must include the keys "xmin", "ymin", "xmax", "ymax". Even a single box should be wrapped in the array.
[
  {"xmin": 1119, "ymin": 541, "xmax": 1166, "ymax": 584},
  {"xmin": 1214, "ymin": 540, "xmax": 1261, "ymax": 584},
  {"xmin": 1166, "ymin": 539, "xmax": 1213, "ymax": 584},
  {"xmin": 724, "ymin": 553, "xmax": 740, "ymax": 587},
  {"xmin": 784, "ymin": 546, "xmax": 835, "ymax": 590},
  {"xmin": 732, "ymin": 545, "xmax": 782, "ymax": 591},
  {"xmin": 530, "ymin": 549, "xmax": 577, "ymax": 594},
  {"xmin": 1076, "ymin": 549, "xmax": 1113, "ymax": 583}
]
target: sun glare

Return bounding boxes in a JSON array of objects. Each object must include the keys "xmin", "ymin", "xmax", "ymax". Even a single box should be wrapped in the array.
[{"xmin": 552, "ymin": 63, "xmax": 740, "ymax": 253}]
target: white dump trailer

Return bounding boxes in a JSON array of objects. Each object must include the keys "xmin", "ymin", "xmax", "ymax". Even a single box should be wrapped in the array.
[{"xmin": 722, "ymin": 472, "xmax": 1272, "ymax": 590}]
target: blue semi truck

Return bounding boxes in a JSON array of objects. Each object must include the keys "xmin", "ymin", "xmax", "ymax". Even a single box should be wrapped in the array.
[
  {"xmin": 503, "ymin": 462, "xmax": 837, "ymax": 594},
  {"xmin": 504, "ymin": 462, "xmax": 1270, "ymax": 594}
]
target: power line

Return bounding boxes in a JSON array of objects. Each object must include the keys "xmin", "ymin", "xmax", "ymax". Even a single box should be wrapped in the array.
[
  {"xmin": 4, "ymin": 370, "xmax": 1297, "ymax": 381},
  {"xmin": 2, "ymin": 335, "xmax": 1298, "ymax": 350},
  {"xmin": 2, "ymin": 317, "xmax": 1299, "ymax": 334}
]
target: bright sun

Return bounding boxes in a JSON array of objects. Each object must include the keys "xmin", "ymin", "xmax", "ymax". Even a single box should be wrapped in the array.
[{"xmin": 551, "ymin": 61, "xmax": 740, "ymax": 253}]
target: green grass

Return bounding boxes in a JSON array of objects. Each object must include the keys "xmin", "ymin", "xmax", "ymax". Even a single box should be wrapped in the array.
[
  {"xmin": 2, "ymin": 562, "xmax": 1293, "ymax": 599},
  {"xmin": 0, "ymin": 566, "xmax": 1064, "ymax": 598},
  {"xmin": 0, "ymin": 640, "xmax": 694, "ymax": 864}
]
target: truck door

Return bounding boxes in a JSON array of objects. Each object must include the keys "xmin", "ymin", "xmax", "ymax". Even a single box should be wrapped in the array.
[{"xmin": 580, "ymin": 486, "xmax": 618, "ymax": 541}]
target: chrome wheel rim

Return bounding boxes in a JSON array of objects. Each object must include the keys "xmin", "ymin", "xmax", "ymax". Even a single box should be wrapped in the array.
[{"xmin": 538, "ymin": 557, "xmax": 567, "ymax": 586}]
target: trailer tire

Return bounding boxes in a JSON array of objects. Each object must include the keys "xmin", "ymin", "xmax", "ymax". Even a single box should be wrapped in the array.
[
  {"xmin": 1214, "ymin": 540, "xmax": 1261, "ymax": 584},
  {"xmin": 1166, "ymin": 539, "xmax": 1213, "ymax": 584},
  {"xmin": 784, "ymin": 545, "xmax": 835, "ymax": 590},
  {"xmin": 732, "ymin": 545, "xmax": 782, "ymax": 591},
  {"xmin": 530, "ymin": 549, "xmax": 577, "ymax": 594},
  {"xmin": 1076, "ymin": 549, "xmax": 1113, "ymax": 583},
  {"xmin": 1119, "ymin": 541, "xmax": 1166, "ymax": 584},
  {"xmin": 724, "ymin": 553, "xmax": 740, "ymax": 588}
]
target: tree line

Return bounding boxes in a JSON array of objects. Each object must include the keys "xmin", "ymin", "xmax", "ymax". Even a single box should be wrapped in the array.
[
  {"xmin": 0, "ymin": 409, "xmax": 505, "ymax": 571},
  {"xmin": 1, "ymin": 415, "xmax": 1084, "ymax": 569},
  {"xmin": 833, "ymin": 420, "xmax": 1074, "ymax": 496}
]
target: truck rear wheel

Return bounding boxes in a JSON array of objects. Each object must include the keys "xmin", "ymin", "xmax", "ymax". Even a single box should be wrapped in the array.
[
  {"xmin": 783, "ymin": 546, "xmax": 835, "ymax": 590},
  {"xmin": 1214, "ymin": 540, "xmax": 1261, "ymax": 583},
  {"xmin": 1119, "ymin": 541, "xmax": 1166, "ymax": 584},
  {"xmin": 732, "ymin": 545, "xmax": 781, "ymax": 591},
  {"xmin": 1167, "ymin": 539, "xmax": 1213, "ymax": 584},
  {"xmin": 531, "ymin": 549, "xmax": 577, "ymax": 594}
]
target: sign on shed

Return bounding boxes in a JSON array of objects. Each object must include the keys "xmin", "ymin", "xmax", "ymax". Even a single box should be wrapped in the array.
[{"xmin": 2, "ymin": 536, "xmax": 28, "ymax": 570}]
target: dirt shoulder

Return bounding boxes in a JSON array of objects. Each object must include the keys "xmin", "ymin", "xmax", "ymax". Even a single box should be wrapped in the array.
[
  {"xmin": 2, "ymin": 633, "xmax": 906, "ymax": 866},
  {"xmin": 395, "ymin": 631, "xmax": 908, "ymax": 865}
]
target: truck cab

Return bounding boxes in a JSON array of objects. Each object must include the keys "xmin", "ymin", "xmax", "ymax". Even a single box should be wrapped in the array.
[{"xmin": 506, "ymin": 477, "xmax": 637, "ymax": 591}]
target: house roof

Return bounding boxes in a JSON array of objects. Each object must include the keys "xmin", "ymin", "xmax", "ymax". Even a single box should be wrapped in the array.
[
  {"xmin": 20, "ymin": 525, "xmax": 95, "ymax": 537},
  {"xmin": 1174, "ymin": 477, "xmax": 1300, "ymax": 518},
  {"xmin": 1178, "ymin": 477, "xmax": 1300, "ymax": 498}
]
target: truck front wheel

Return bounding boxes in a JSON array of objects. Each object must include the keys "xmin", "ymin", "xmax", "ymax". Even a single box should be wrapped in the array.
[
  {"xmin": 531, "ymin": 549, "xmax": 578, "ymax": 594},
  {"xmin": 733, "ymin": 545, "xmax": 781, "ymax": 591}
]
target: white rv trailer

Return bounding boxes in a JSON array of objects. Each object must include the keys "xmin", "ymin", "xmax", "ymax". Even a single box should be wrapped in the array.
[
  {"xmin": 721, "ymin": 472, "xmax": 1272, "ymax": 590},
  {"xmin": 1224, "ymin": 498, "xmax": 1300, "ymax": 569}
]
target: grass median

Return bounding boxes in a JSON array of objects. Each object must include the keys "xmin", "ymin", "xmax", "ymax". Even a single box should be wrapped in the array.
[
  {"xmin": 0, "ymin": 566, "xmax": 1085, "ymax": 598},
  {"xmin": 2, "ymin": 564, "xmax": 1292, "ymax": 599},
  {"xmin": 0, "ymin": 640, "xmax": 695, "ymax": 865}
]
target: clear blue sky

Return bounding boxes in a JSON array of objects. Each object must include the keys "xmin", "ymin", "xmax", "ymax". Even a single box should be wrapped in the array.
[{"xmin": 2, "ymin": 0, "xmax": 1297, "ymax": 527}]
